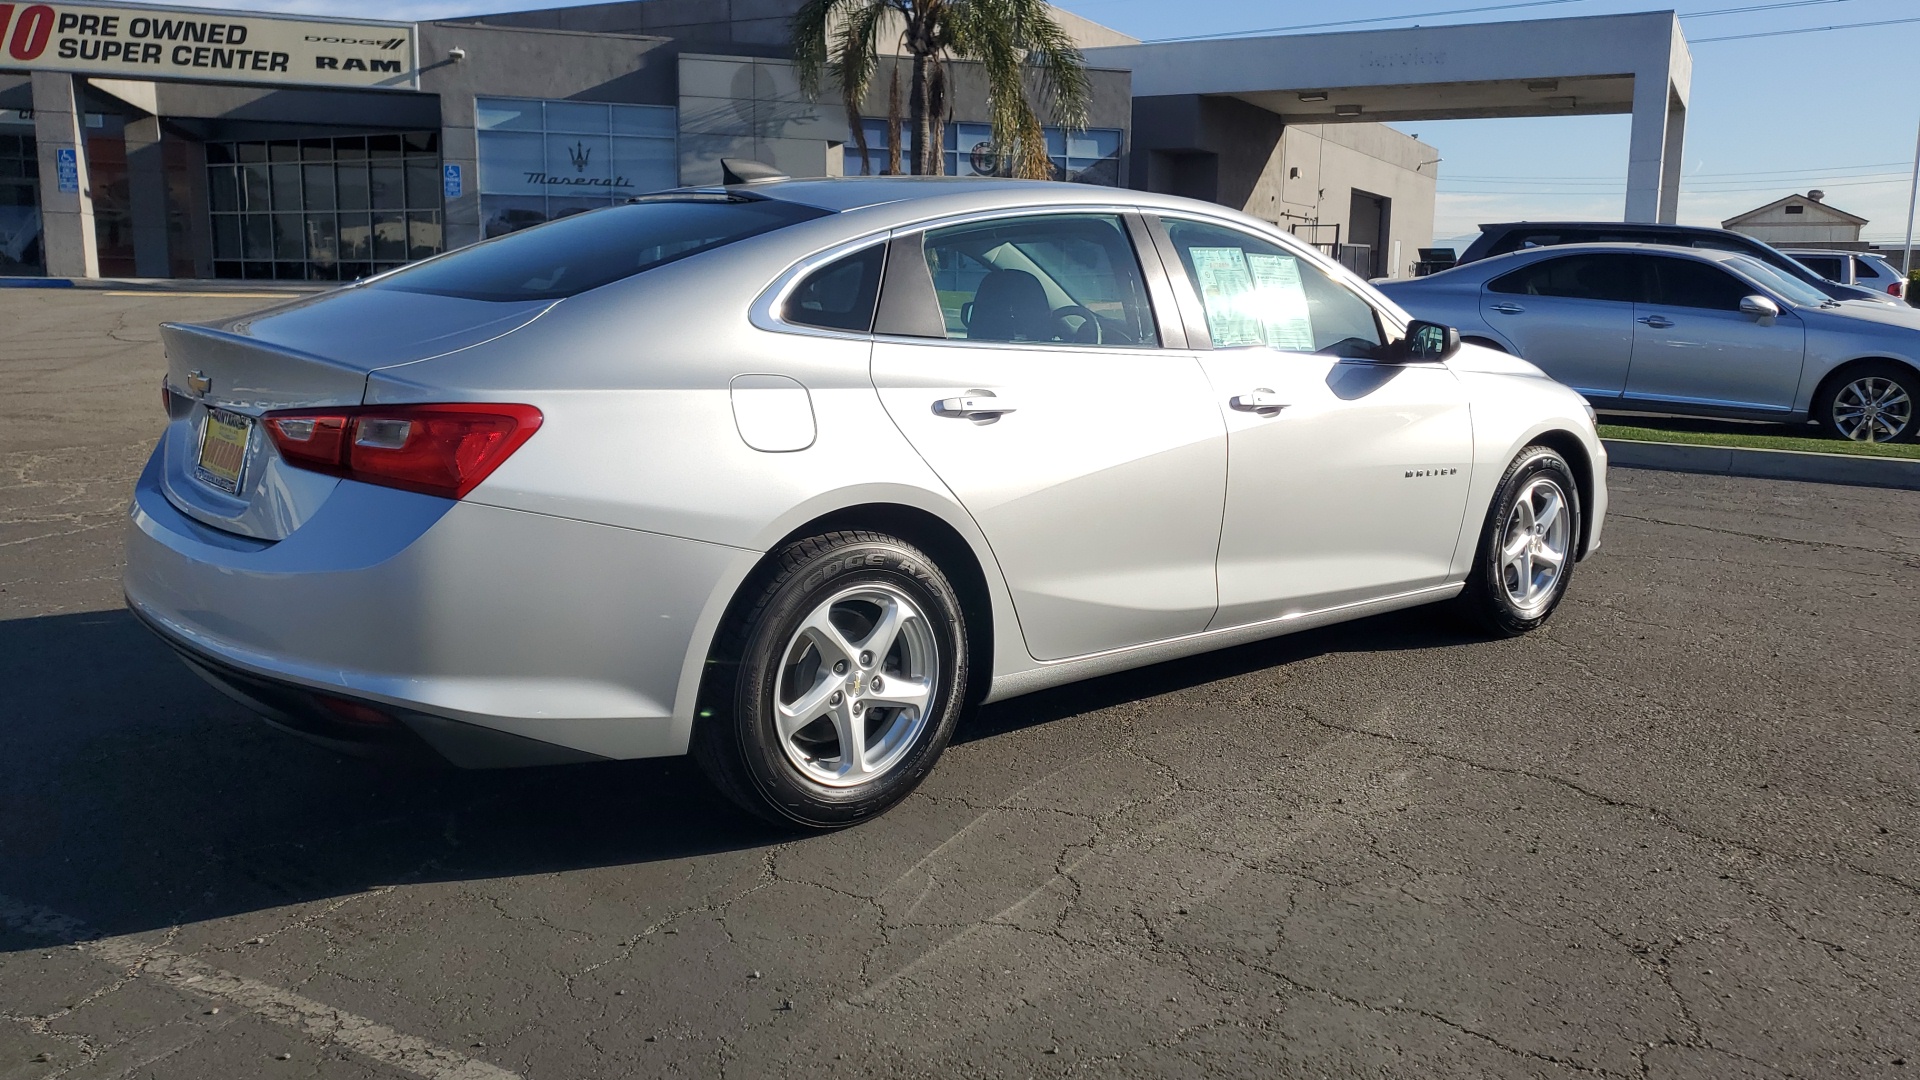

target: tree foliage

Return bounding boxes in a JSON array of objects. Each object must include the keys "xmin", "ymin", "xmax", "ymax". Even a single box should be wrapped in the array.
[{"xmin": 793, "ymin": 0, "xmax": 1091, "ymax": 180}]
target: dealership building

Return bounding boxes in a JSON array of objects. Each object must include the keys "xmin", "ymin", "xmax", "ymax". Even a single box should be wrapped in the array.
[{"xmin": 0, "ymin": 1, "xmax": 1691, "ymax": 283}]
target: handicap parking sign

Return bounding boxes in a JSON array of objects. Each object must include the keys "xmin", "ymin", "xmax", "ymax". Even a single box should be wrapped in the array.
[
  {"xmin": 443, "ymin": 163, "xmax": 463, "ymax": 199},
  {"xmin": 55, "ymin": 147, "xmax": 78, "ymax": 193}
]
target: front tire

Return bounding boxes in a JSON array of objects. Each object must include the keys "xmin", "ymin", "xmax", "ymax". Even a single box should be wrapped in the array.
[
  {"xmin": 1815, "ymin": 362, "xmax": 1918, "ymax": 443},
  {"xmin": 694, "ymin": 531, "xmax": 967, "ymax": 828},
  {"xmin": 1457, "ymin": 447, "xmax": 1580, "ymax": 637}
]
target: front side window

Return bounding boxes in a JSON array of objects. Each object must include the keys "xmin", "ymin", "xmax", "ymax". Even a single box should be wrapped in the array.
[
  {"xmin": 1644, "ymin": 257, "xmax": 1755, "ymax": 311},
  {"xmin": 919, "ymin": 214, "xmax": 1159, "ymax": 347},
  {"xmin": 1725, "ymin": 255, "xmax": 1830, "ymax": 307},
  {"xmin": 782, "ymin": 245, "xmax": 885, "ymax": 332},
  {"xmin": 1164, "ymin": 218, "xmax": 1385, "ymax": 358},
  {"xmin": 1488, "ymin": 254, "xmax": 1643, "ymax": 304}
]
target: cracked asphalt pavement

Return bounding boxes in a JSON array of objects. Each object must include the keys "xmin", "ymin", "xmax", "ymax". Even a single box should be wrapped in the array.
[{"xmin": 3, "ymin": 289, "xmax": 1917, "ymax": 1078}]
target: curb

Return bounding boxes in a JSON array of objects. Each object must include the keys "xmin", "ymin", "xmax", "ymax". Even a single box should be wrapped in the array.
[{"xmin": 1604, "ymin": 438, "xmax": 1920, "ymax": 492}]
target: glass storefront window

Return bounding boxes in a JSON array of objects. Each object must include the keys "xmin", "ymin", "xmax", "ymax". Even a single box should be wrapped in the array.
[
  {"xmin": 207, "ymin": 131, "xmax": 442, "ymax": 280},
  {"xmin": 0, "ymin": 120, "xmax": 43, "ymax": 276},
  {"xmin": 475, "ymin": 96, "xmax": 677, "ymax": 237},
  {"xmin": 845, "ymin": 118, "xmax": 1124, "ymax": 185}
]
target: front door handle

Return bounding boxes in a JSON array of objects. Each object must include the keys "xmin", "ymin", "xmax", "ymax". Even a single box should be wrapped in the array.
[
  {"xmin": 935, "ymin": 393, "xmax": 1017, "ymax": 419},
  {"xmin": 1638, "ymin": 315, "xmax": 1674, "ymax": 329},
  {"xmin": 1230, "ymin": 389, "xmax": 1289, "ymax": 413},
  {"xmin": 1490, "ymin": 302, "xmax": 1525, "ymax": 314}
]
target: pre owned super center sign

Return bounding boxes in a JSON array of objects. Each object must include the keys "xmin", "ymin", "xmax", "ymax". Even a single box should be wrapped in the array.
[{"xmin": 0, "ymin": 2, "xmax": 417, "ymax": 90}]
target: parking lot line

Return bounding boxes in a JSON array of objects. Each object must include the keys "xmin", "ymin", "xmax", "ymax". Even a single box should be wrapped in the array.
[{"xmin": 0, "ymin": 893, "xmax": 521, "ymax": 1080}]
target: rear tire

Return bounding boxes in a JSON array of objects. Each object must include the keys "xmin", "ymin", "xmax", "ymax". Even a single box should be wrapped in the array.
[
  {"xmin": 1456, "ymin": 447, "xmax": 1580, "ymax": 637},
  {"xmin": 693, "ymin": 531, "xmax": 967, "ymax": 828},
  {"xmin": 1815, "ymin": 362, "xmax": 1918, "ymax": 443}
]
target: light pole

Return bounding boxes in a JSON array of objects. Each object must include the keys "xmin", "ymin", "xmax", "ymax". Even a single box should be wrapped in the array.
[{"xmin": 1905, "ymin": 115, "xmax": 1920, "ymax": 277}]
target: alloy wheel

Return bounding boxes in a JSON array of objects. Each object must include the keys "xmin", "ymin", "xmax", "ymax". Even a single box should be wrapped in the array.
[
  {"xmin": 1499, "ymin": 477, "xmax": 1572, "ymax": 617},
  {"xmin": 1832, "ymin": 376, "xmax": 1913, "ymax": 443},
  {"xmin": 773, "ymin": 584, "xmax": 939, "ymax": 787}
]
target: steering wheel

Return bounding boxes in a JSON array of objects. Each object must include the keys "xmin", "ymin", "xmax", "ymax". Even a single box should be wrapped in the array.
[{"xmin": 1052, "ymin": 305, "xmax": 1105, "ymax": 345}]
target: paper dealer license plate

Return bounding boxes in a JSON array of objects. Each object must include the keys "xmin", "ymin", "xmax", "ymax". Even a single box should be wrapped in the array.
[{"xmin": 195, "ymin": 408, "xmax": 253, "ymax": 494}]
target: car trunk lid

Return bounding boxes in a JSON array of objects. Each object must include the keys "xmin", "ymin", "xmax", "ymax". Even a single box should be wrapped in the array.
[{"xmin": 157, "ymin": 287, "xmax": 554, "ymax": 541}]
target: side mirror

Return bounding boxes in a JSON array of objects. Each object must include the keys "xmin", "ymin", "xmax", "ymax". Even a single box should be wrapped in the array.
[
  {"xmin": 1396, "ymin": 320, "xmax": 1460, "ymax": 363},
  {"xmin": 1739, "ymin": 294, "xmax": 1780, "ymax": 322}
]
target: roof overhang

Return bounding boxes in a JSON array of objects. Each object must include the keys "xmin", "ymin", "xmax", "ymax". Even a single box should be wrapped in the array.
[{"xmin": 1087, "ymin": 10, "xmax": 1690, "ymax": 124}]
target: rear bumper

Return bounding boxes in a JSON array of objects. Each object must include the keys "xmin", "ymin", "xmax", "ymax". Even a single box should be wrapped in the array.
[
  {"xmin": 124, "ymin": 444, "xmax": 743, "ymax": 766},
  {"xmin": 129, "ymin": 599, "xmax": 606, "ymax": 767}
]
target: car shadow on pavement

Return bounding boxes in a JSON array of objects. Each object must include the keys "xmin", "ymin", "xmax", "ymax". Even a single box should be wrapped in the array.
[
  {"xmin": 957, "ymin": 609, "xmax": 1476, "ymax": 746},
  {"xmin": 0, "ymin": 603, "xmax": 1475, "ymax": 946}
]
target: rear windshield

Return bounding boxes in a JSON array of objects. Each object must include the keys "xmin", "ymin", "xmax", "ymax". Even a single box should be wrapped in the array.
[{"xmin": 371, "ymin": 197, "xmax": 831, "ymax": 302}]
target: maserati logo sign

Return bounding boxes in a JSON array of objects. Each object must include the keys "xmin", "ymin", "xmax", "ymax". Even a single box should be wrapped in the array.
[{"xmin": 522, "ymin": 139, "xmax": 633, "ymax": 190}]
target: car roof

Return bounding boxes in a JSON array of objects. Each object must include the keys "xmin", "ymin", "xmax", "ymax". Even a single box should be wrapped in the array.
[
  {"xmin": 1476, "ymin": 221, "xmax": 1746, "ymax": 236},
  {"xmin": 669, "ymin": 175, "xmax": 1267, "ymax": 221},
  {"xmin": 1484, "ymin": 241, "xmax": 1748, "ymax": 261}
]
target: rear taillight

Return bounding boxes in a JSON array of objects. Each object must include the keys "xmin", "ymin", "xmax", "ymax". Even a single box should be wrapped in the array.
[
  {"xmin": 1891, "ymin": 281, "xmax": 1905, "ymax": 298},
  {"xmin": 263, "ymin": 403, "xmax": 542, "ymax": 500}
]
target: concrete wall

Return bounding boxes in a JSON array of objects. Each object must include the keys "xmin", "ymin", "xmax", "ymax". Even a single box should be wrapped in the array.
[
  {"xmin": 469, "ymin": 0, "xmax": 798, "ymax": 57},
  {"xmin": 1724, "ymin": 200, "xmax": 1865, "ymax": 246},
  {"xmin": 678, "ymin": 54, "xmax": 840, "ymax": 185},
  {"xmin": 469, "ymin": 1, "xmax": 1138, "ymax": 56},
  {"xmin": 1131, "ymin": 94, "xmax": 1436, "ymax": 279}
]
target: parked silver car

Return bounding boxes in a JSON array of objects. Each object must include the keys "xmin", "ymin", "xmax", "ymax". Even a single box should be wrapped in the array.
[
  {"xmin": 1380, "ymin": 243, "xmax": 1920, "ymax": 442},
  {"xmin": 1784, "ymin": 249, "xmax": 1907, "ymax": 302},
  {"xmin": 127, "ymin": 176, "xmax": 1607, "ymax": 826}
]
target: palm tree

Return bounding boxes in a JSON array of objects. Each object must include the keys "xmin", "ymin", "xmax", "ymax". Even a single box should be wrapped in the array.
[{"xmin": 792, "ymin": 0, "xmax": 1091, "ymax": 180}]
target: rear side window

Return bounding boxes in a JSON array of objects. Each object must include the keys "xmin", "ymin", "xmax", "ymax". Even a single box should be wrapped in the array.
[
  {"xmin": 1796, "ymin": 254, "xmax": 1844, "ymax": 280},
  {"xmin": 1490, "ymin": 231, "xmax": 1564, "ymax": 256},
  {"xmin": 372, "ymin": 197, "xmax": 830, "ymax": 302},
  {"xmin": 1853, "ymin": 256, "xmax": 1887, "ymax": 281},
  {"xmin": 1488, "ymin": 254, "xmax": 1643, "ymax": 303},
  {"xmin": 1645, "ymin": 257, "xmax": 1751, "ymax": 311},
  {"xmin": 782, "ymin": 245, "xmax": 884, "ymax": 332}
]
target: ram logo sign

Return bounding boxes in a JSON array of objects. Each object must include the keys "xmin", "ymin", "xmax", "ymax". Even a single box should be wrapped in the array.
[{"xmin": 0, "ymin": 1, "xmax": 418, "ymax": 90}]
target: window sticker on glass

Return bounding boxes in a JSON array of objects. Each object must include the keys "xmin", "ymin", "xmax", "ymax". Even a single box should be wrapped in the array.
[
  {"xmin": 1188, "ymin": 246, "xmax": 1264, "ymax": 347},
  {"xmin": 1244, "ymin": 253, "xmax": 1314, "ymax": 351}
]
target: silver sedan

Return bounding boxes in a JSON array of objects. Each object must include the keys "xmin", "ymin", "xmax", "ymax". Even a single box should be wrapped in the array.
[
  {"xmin": 1380, "ymin": 243, "xmax": 1920, "ymax": 442},
  {"xmin": 126, "ymin": 176, "xmax": 1607, "ymax": 827}
]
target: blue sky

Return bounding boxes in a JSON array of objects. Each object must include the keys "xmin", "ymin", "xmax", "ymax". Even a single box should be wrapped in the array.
[{"xmin": 103, "ymin": 0, "xmax": 1920, "ymax": 247}]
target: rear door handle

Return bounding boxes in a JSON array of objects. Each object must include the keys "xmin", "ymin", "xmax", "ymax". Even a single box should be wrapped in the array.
[
  {"xmin": 1230, "ymin": 389, "xmax": 1289, "ymax": 412},
  {"xmin": 935, "ymin": 393, "xmax": 1017, "ymax": 419},
  {"xmin": 1490, "ymin": 302, "xmax": 1525, "ymax": 314},
  {"xmin": 1637, "ymin": 315, "xmax": 1674, "ymax": 328}
]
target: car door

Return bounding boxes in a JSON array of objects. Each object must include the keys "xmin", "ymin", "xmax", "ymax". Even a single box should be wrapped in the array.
[
  {"xmin": 869, "ymin": 211, "xmax": 1227, "ymax": 661},
  {"xmin": 1478, "ymin": 253, "xmax": 1642, "ymax": 396},
  {"xmin": 1626, "ymin": 255, "xmax": 1808, "ymax": 411},
  {"xmin": 1151, "ymin": 214, "xmax": 1474, "ymax": 627}
]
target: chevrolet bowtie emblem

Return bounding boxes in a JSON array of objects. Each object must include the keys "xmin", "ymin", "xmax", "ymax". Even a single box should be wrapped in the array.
[{"xmin": 187, "ymin": 370, "xmax": 212, "ymax": 396}]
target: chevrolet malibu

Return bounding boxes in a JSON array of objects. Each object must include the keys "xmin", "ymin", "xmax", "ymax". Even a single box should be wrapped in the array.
[{"xmin": 127, "ymin": 175, "xmax": 1608, "ymax": 827}]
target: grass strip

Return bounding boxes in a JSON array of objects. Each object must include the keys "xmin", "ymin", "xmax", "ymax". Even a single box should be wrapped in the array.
[{"xmin": 1598, "ymin": 424, "xmax": 1920, "ymax": 460}]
